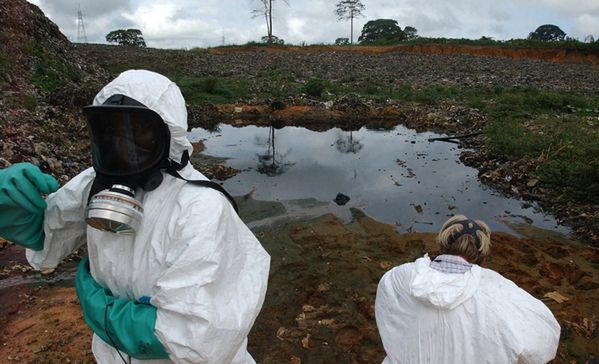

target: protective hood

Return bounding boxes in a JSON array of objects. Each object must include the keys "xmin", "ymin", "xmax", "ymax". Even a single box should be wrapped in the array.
[
  {"xmin": 92, "ymin": 70, "xmax": 193, "ymax": 165},
  {"xmin": 408, "ymin": 255, "xmax": 481, "ymax": 309}
]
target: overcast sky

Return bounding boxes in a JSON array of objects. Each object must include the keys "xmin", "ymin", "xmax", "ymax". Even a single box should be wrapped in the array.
[{"xmin": 27, "ymin": 0, "xmax": 599, "ymax": 49}]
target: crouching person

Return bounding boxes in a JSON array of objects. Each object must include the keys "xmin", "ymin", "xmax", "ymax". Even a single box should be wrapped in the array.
[{"xmin": 375, "ymin": 214, "xmax": 560, "ymax": 364}]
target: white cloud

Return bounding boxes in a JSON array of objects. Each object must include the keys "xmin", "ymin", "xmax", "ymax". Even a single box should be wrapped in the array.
[
  {"xmin": 26, "ymin": 0, "xmax": 599, "ymax": 48},
  {"xmin": 572, "ymin": 14, "xmax": 599, "ymax": 39}
]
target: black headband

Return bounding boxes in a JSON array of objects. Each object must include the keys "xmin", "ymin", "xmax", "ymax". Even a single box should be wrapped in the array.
[{"xmin": 445, "ymin": 219, "xmax": 483, "ymax": 250}]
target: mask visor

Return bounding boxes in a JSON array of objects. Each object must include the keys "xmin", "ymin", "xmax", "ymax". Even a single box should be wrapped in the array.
[{"xmin": 84, "ymin": 106, "xmax": 169, "ymax": 177}]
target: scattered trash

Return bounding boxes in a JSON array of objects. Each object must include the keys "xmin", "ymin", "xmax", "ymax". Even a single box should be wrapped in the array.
[
  {"xmin": 317, "ymin": 283, "xmax": 331, "ymax": 293},
  {"xmin": 413, "ymin": 204, "xmax": 424, "ymax": 214},
  {"xmin": 543, "ymin": 291, "xmax": 569, "ymax": 303},
  {"xmin": 334, "ymin": 193, "xmax": 350, "ymax": 206},
  {"xmin": 563, "ymin": 318, "xmax": 597, "ymax": 339},
  {"xmin": 380, "ymin": 261, "xmax": 392, "ymax": 270},
  {"xmin": 40, "ymin": 268, "xmax": 55, "ymax": 276},
  {"xmin": 301, "ymin": 334, "xmax": 311, "ymax": 349}
]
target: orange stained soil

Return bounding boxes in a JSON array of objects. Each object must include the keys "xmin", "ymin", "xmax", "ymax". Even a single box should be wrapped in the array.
[{"xmin": 208, "ymin": 44, "xmax": 599, "ymax": 66}]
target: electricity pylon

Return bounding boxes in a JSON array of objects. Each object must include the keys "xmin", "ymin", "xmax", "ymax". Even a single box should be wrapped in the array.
[{"xmin": 77, "ymin": 4, "xmax": 87, "ymax": 43}]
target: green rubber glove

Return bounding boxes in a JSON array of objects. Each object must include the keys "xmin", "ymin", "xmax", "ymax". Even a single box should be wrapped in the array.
[
  {"xmin": 75, "ymin": 257, "xmax": 169, "ymax": 360},
  {"xmin": 0, "ymin": 163, "xmax": 59, "ymax": 250}
]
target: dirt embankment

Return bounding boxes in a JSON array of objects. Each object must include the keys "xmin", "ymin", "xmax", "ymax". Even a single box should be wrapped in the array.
[
  {"xmin": 209, "ymin": 43, "xmax": 599, "ymax": 66},
  {"xmin": 380, "ymin": 44, "xmax": 599, "ymax": 66}
]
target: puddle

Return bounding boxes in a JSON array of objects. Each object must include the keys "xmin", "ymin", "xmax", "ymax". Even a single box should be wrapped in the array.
[
  {"xmin": 189, "ymin": 124, "xmax": 570, "ymax": 238},
  {"xmin": 0, "ymin": 244, "xmax": 79, "ymax": 290}
]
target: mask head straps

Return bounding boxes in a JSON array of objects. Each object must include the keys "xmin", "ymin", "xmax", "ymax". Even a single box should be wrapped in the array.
[{"xmin": 445, "ymin": 219, "xmax": 483, "ymax": 250}]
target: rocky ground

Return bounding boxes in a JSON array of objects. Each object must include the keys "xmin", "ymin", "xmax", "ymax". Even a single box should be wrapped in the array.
[
  {"xmin": 78, "ymin": 43, "xmax": 599, "ymax": 92},
  {"xmin": 1, "ymin": 0, "xmax": 599, "ymax": 362}
]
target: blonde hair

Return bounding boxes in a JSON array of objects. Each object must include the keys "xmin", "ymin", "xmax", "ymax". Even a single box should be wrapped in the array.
[{"xmin": 436, "ymin": 214, "xmax": 491, "ymax": 264}]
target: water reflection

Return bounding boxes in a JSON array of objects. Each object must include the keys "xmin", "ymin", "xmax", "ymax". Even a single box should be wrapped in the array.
[
  {"xmin": 189, "ymin": 124, "xmax": 569, "ymax": 236},
  {"xmin": 336, "ymin": 131, "xmax": 363, "ymax": 154},
  {"xmin": 256, "ymin": 125, "xmax": 294, "ymax": 176}
]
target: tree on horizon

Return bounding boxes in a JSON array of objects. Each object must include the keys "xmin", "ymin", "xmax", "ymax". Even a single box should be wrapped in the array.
[
  {"xmin": 105, "ymin": 29, "xmax": 146, "ymax": 47},
  {"xmin": 252, "ymin": 0, "xmax": 289, "ymax": 44},
  {"xmin": 527, "ymin": 24, "xmax": 566, "ymax": 42},
  {"xmin": 335, "ymin": 0, "xmax": 366, "ymax": 45},
  {"xmin": 358, "ymin": 19, "xmax": 405, "ymax": 43}
]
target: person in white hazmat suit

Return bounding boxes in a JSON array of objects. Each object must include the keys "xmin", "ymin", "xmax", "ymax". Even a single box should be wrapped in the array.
[
  {"xmin": 0, "ymin": 70, "xmax": 270, "ymax": 364},
  {"xmin": 375, "ymin": 214, "xmax": 560, "ymax": 364}
]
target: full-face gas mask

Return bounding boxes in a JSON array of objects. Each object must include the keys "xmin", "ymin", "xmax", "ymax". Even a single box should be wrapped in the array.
[{"xmin": 83, "ymin": 94, "xmax": 171, "ymax": 234}]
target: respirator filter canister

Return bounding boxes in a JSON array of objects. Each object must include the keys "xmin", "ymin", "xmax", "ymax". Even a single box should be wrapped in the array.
[{"xmin": 85, "ymin": 184, "xmax": 143, "ymax": 234}]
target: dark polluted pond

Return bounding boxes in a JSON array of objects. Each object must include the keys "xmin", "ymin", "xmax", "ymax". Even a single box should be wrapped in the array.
[{"xmin": 189, "ymin": 124, "xmax": 569, "ymax": 238}]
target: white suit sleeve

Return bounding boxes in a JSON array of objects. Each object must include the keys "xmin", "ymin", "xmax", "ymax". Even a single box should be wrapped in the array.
[
  {"xmin": 26, "ymin": 168, "xmax": 94, "ymax": 270},
  {"xmin": 151, "ymin": 192, "xmax": 270, "ymax": 364},
  {"xmin": 508, "ymin": 285, "xmax": 561, "ymax": 364},
  {"xmin": 375, "ymin": 264, "xmax": 415, "ymax": 363}
]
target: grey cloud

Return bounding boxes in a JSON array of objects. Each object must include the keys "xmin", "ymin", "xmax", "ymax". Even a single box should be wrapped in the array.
[
  {"xmin": 27, "ymin": 0, "xmax": 599, "ymax": 48},
  {"xmin": 42, "ymin": 0, "xmax": 131, "ymax": 18}
]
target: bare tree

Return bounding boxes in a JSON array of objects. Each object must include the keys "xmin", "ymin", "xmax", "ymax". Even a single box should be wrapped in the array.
[
  {"xmin": 335, "ymin": 0, "xmax": 366, "ymax": 45},
  {"xmin": 252, "ymin": 0, "xmax": 289, "ymax": 43},
  {"xmin": 256, "ymin": 125, "xmax": 294, "ymax": 176},
  {"xmin": 336, "ymin": 131, "xmax": 363, "ymax": 154}
]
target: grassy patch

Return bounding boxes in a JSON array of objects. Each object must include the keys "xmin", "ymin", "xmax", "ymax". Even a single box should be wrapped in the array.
[
  {"xmin": 482, "ymin": 89, "xmax": 599, "ymax": 203},
  {"xmin": 303, "ymin": 78, "xmax": 327, "ymax": 97},
  {"xmin": 30, "ymin": 56, "xmax": 81, "ymax": 93},
  {"xmin": 174, "ymin": 76, "xmax": 251, "ymax": 104},
  {"xmin": 26, "ymin": 41, "xmax": 82, "ymax": 93}
]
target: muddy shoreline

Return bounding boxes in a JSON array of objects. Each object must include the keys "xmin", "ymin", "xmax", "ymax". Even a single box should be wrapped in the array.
[
  {"xmin": 1, "ymin": 202, "xmax": 598, "ymax": 363},
  {"xmin": 187, "ymin": 100, "xmax": 598, "ymax": 246}
]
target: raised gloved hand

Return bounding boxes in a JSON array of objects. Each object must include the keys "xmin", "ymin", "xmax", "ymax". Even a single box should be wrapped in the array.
[
  {"xmin": 0, "ymin": 163, "xmax": 59, "ymax": 250},
  {"xmin": 75, "ymin": 257, "xmax": 169, "ymax": 360}
]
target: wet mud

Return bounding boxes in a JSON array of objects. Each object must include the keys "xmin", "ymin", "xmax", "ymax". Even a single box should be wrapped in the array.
[{"xmin": 1, "ymin": 197, "xmax": 598, "ymax": 363}]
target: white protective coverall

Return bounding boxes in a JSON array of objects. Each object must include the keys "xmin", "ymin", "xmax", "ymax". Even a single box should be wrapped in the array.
[
  {"xmin": 375, "ymin": 255, "xmax": 560, "ymax": 364},
  {"xmin": 26, "ymin": 70, "xmax": 271, "ymax": 364}
]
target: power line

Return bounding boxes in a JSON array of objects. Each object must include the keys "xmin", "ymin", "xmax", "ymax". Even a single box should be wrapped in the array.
[{"xmin": 77, "ymin": 4, "xmax": 87, "ymax": 43}]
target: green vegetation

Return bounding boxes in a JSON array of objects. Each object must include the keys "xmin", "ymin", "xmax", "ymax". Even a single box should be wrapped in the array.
[
  {"xmin": 208, "ymin": 37, "xmax": 599, "ymax": 51},
  {"xmin": 303, "ymin": 78, "xmax": 327, "ymax": 97},
  {"xmin": 174, "ymin": 76, "xmax": 251, "ymax": 104},
  {"xmin": 30, "ymin": 55, "xmax": 81, "ymax": 93},
  {"xmin": 358, "ymin": 19, "xmax": 405, "ymax": 44},
  {"xmin": 0, "ymin": 32, "xmax": 16, "ymax": 86},
  {"xmin": 527, "ymin": 24, "xmax": 566, "ymax": 42},
  {"xmin": 105, "ymin": 29, "xmax": 147, "ymax": 48},
  {"xmin": 26, "ymin": 41, "xmax": 82, "ymax": 93},
  {"xmin": 326, "ymin": 80, "xmax": 599, "ymax": 203},
  {"xmin": 352, "ymin": 36, "xmax": 599, "ymax": 50},
  {"xmin": 482, "ymin": 89, "xmax": 599, "ymax": 203},
  {"xmin": 382, "ymin": 85, "xmax": 599, "ymax": 204},
  {"xmin": 0, "ymin": 49, "xmax": 14, "ymax": 86}
]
